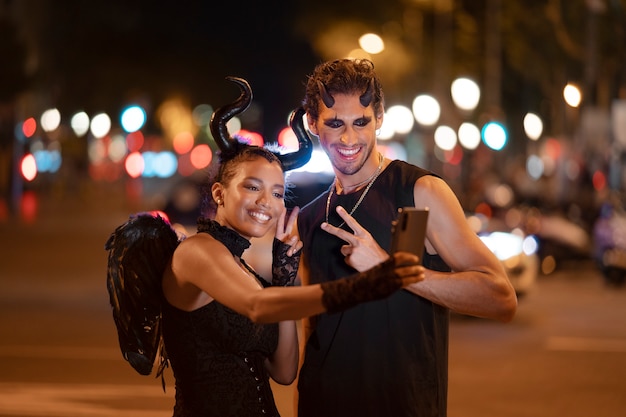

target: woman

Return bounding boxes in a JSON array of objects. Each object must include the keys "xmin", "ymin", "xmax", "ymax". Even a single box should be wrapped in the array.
[{"xmin": 160, "ymin": 77, "xmax": 425, "ymax": 416}]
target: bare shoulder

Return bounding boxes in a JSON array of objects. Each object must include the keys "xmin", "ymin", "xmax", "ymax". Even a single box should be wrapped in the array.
[
  {"xmin": 173, "ymin": 232, "xmax": 229, "ymax": 267},
  {"xmin": 413, "ymin": 174, "xmax": 460, "ymax": 209}
]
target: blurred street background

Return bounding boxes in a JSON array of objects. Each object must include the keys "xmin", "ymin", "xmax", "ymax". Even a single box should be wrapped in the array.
[{"xmin": 2, "ymin": 0, "xmax": 626, "ymax": 416}]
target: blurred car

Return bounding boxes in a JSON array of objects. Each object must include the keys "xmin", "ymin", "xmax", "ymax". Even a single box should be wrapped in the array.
[
  {"xmin": 467, "ymin": 213, "xmax": 539, "ymax": 297},
  {"xmin": 478, "ymin": 230, "xmax": 539, "ymax": 297},
  {"xmin": 592, "ymin": 202, "xmax": 626, "ymax": 286}
]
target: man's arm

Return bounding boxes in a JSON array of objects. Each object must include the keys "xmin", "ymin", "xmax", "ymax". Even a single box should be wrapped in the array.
[{"xmin": 406, "ymin": 175, "xmax": 517, "ymax": 322}]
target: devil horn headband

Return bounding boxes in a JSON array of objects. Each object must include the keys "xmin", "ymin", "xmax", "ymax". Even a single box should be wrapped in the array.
[
  {"xmin": 317, "ymin": 77, "xmax": 375, "ymax": 109},
  {"xmin": 210, "ymin": 76, "xmax": 313, "ymax": 171}
]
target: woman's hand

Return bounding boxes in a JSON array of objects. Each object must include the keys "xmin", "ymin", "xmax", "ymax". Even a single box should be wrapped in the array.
[
  {"xmin": 272, "ymin": 207, "xmax": 303, "ymax": 287},
  {"xmin": 275, "ymin": 206, "xmax": 303, "ymax": 257}
]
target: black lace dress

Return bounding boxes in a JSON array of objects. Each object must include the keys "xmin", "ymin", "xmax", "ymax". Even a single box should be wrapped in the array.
[{"xmin": 162, "ymin": 219, "xmax": 280, "ymax": 417}]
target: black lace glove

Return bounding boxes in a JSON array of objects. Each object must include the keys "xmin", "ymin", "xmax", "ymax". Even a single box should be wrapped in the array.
[
  {"xmin": 320, "ymin": 257, "xmax": 401, "ymax": 313},
  {"xmin": 272, "ymin": 238, "xmax": 301, "ymax": 287}
]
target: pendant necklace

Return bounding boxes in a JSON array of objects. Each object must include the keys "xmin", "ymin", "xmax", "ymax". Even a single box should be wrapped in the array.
[{"xmin": 325, "ymin": 153, "xmax": 384, "ymax": 228}]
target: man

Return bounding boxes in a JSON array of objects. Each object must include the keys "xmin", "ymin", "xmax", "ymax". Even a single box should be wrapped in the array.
[{"xmin": 295, "ymin": 58, "xmax": 517, "ymax": 417}]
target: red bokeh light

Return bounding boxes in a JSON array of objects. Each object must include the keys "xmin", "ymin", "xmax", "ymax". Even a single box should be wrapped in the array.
[{"xmin": 22, "ymin": 118, "xmax": 37, "ymax": 138}]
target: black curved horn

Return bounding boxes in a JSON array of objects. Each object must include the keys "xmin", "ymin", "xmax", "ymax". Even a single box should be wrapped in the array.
[
  {"xmin": 209, "ymin": 76, "xmax": 252, "ymax": 152},
  {"xmin": 359, "ymin": 78, "xmax": 375, "ymax": 107},
  {"xmin": 318, "ymin": 81, "xmax": 335, "ymax": 108},
  {"xmin": 281, "ymin": 107, "xmax": 313, "ymax": 171}
]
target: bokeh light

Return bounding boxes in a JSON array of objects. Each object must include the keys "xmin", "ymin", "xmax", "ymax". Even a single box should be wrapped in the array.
[
  {"xmin": 20, "ymin": 154, "xmax": 37, "ymax": 181},
  {"xmin": 458, "ymin": 122, "xmax": 481, "ymax": 150},
  {"xmin": 22, "ymin": 118, "xmax": 37, "ymax": 138},
  {"xmin": 526, "ymin": 154, "xmax": 544, "ymax": 180},
  {"xmin": 173, "ymin": 131, "xmax": 195, "ymax": 154},
  {"xmin": 190, "ymin": 144, "xmax": 213, "ymax": 170},
  {"xmin": 412, "ymin": 95, "xmax": 440, "ymax": 126},
  {"xmin": 278, "ymin": 126, "xmax": 298, "ymax": 151},
  {"xmin": 434, "ymin": 125, "xmax": 457, "ymax": 151},
  {"xmin": 523, "ymin": 112, "xmax": 543, "ymax": 141},
  {"xmin": 41, "ymin": 108, "xmax": 61, "ymax": 132},
  {"xmin": 385, "ymin": 105, "xmax": 414, "ymax": 135},
  {"xmin": 451, "ymin": 77, "xmax": 480, "ymax": 111},
  {"xmin": 120, "ymin": 105, "xmax": 147, "ymax": 133},
  {"xmin": 563, "ymin": 83, "xmax": 582, "ymax": 107},
  {"xmin": 71, "ymin": 112, "xmax": 90, "ymax": 137},
  {"xmin": 481, "ymin": 122, "xmax": 507, "ymax": 150},
  {"xmin": 358, "ymin": 33, "xmax": 385, "ymax": 54},
  {"xmin": 125, "ymin": 152, "xmax": 144, "ymax": 178},
  {"xmin": 90, "ymin": 113, "xmax": 112, "ymax": 139}
]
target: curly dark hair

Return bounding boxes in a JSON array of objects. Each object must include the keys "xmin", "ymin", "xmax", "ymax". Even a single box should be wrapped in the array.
[{"xmin": 302, "ymin": 58, "xmax": 385, "ymax": 122}]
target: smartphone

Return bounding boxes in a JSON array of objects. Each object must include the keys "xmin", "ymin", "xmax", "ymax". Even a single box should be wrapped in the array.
[{"xmin": 390, "ymin": 207, "xmax": 429, "ymax": 263}]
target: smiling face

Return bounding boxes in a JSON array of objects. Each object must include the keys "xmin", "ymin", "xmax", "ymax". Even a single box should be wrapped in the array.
[
  {"xmin": 307, "ymin": 93, "xmax": 383, "ymax": 183},
  {"xmin": 212, "ymin": 156, "xmax": 285, "ymax": 240}
]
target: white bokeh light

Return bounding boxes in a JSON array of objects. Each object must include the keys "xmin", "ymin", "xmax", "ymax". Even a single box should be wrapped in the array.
[
  {"xmin": 523, "ymin": 112, "xmax": 543, "ymax": 141},
  {"xmin": 358, "ymin": 33, "xmax": 385, "ymax": 54},
  {"xmin": 434, "ymin": 125, "xmax": 457, "ymax": 151},
  {"xmin": 412, "ymin": 94, "xmax": 440, "ymax": 126},
  {"xmin": 386, "ymin": 105, "xmax": 414, "ymax": 135},
  {"xmin": 41, "ymin": 108, "xmax": 61, "ymax": 132},
  {"xmin": 451, "ymin": 77, "xmax": 480, "ymax": 111},
  {"xmin": 563, "ymin": 83, "xmax": 582, "ymax": 108},
  {"xmin": 458, "ymin": 122, "xmax": 481, "ymax": 150},
  {"xmin": 71, "ymin": 112, "xmax": 90, "ymax": 137},
  {"xmin": 90, "ymin": 113, "xmax": 112, "ymax": 139}
]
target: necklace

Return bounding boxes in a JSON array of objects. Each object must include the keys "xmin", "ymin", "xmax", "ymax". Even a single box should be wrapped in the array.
[{"xmin": 325, "ymin": 153, "xmax": 384, "ymax": 228}]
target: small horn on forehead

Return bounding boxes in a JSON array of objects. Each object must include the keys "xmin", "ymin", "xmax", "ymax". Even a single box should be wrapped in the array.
[
  {"xmin": 359, "ymin": 78, "xmax": 375, "ymax": 107},
  {"xmin": 209, "ymin": 76, "xmax": 252, "ymax": 152},
  {"xmin": 280, "ymin": 107, "xmax": 313, "ymax": 171},
  {"xmin": 317, "ymin": 80, "xmax": 335, "ymax": 108}
]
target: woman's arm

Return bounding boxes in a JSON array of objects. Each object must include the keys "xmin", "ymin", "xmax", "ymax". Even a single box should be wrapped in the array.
[
  {"xmin": 265, "ymin": 320, "xmax": 299, "ymax": 384},
  {"xmin": 167, "ymin": 235, "xmax": 423, "ymax": 323}
]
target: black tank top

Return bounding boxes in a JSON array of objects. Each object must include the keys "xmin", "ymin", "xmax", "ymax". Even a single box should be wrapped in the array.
[{"xmin": 298, "ymin": 160, "xmax": 451, "ymax": 417}]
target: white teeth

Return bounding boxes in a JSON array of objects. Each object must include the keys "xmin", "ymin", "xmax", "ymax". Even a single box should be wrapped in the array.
[
  {"xmin": 338, "ymin": 148, "xmax": 359, "ymax": 156},
  {"xmin": 250, "ymin": 211, "xmax": 270, "ymax": 222}
]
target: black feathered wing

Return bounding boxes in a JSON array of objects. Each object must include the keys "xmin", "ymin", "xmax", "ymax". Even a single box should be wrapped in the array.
[{"xmin": 105, "ymin": 213, "xmax": 181, "ymax": 378}]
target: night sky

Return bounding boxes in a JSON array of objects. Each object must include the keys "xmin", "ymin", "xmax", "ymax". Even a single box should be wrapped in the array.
[{"xmin": 18, "ymin": 0, "xmax": 322, "ymax": 139}]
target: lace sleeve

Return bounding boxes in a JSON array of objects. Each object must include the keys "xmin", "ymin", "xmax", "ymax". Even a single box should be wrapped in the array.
[{"xmin": 271, "ymin": 238, "xmax": 301, "ymax": 286}]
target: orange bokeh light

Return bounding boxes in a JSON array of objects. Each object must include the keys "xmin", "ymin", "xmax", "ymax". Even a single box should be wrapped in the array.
[
  {"xmin": 173, "ymin": 131, "xmax": 195, "ymax": 154},
  {"xmin": 190, "ymin": 144, "xmax": 213, "ymax": 170}
]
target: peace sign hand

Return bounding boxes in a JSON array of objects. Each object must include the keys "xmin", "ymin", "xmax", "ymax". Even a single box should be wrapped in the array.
[
  {"xmin": 321, "ymin": 205, "xmax": 390, "ymax": 272},
  {"xmin": 274, "ymin": 206, "xmax": 302, "ymax": 256}
]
